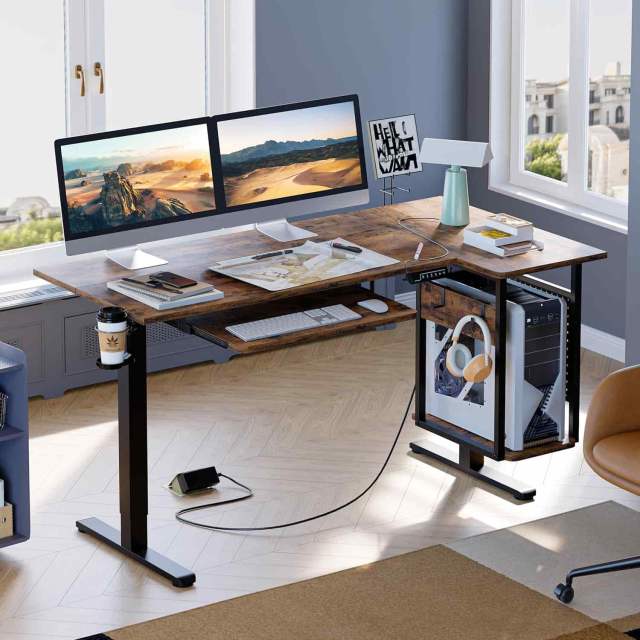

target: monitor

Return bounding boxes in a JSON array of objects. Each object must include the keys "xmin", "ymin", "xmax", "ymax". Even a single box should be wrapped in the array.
[
  {"xmin": 55, "ymin": 117, "xmax": 222, "ymax": 267},
  {"xmin": 55, "ymin": 96, "xmax": 369, "ymax": 268},
  {"xmin": 213, "ymin": 95, "xmax": 368, "ymax": 239}
]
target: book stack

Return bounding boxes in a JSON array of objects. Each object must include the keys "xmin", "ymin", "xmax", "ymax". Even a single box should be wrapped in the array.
[
  {"xmin": 107, "ymin": 275, "xmax": 223, "ymax": 310},
  {"xmin": 463, "ymin": 213, "xmax": 542, "ymax": 257}
]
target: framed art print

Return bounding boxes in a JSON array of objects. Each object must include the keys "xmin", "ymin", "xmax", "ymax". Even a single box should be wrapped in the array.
[{"xmin": 367, "ymin": 114, "xmax": 422, "ymax": 179}]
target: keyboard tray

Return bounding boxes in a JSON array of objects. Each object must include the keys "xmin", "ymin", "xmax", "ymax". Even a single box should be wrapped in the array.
[{"xmin": 173, "ymin": 285, "xmax": 415, "ymax": 355}]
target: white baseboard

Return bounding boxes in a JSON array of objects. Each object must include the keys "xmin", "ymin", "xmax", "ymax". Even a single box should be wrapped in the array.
[
  {"xmin": 394, "ymin": 291, "xmax": 625, "ymax": 363},
  {"xmin": 580, "ymin": 324, "xmax": 625, "ymax": 363}
]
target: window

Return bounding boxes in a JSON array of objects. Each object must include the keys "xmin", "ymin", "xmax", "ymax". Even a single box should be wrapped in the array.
[
  {"xmin": 0, "ymin": 2, "xmax": 67, "ymax": 252},
  {"xmin": 490, "ymin": 0, "xmax": 632, "ymax": 230},
  {"xmin": 0, "ymin": 0, "xmax": 255, "ymax": 258},
  {"xmin": 546, "ymin": 116, "xmax": 554, "ymax": 133}
]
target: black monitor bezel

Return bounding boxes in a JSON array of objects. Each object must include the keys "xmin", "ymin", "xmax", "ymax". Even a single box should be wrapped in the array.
[
  {"xmin": 55, "ymin": 116, "xmax": 221, "ymax": 242},
  {"xmin": 54, "ymin": 94, "xmax": 368, "ymax": 244},
  {"xmin": 210, "ymin": 94, "xmax": 368, "ymax": 213}
]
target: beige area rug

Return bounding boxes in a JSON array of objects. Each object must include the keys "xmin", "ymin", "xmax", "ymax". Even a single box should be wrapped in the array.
[{"xmin": 103, "ymin": 544, "xmax": 626, "ymax": 640}]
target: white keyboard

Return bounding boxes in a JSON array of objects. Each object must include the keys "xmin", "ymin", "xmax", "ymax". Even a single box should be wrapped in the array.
[{"xmin": 226, "ymin": 304, "xmax": 362, "ymax": 342}]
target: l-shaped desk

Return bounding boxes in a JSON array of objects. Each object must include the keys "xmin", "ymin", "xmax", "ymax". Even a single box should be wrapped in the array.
[{"xmin": 35, "ymin": 197, "xmax": 606, "ymax": 587}]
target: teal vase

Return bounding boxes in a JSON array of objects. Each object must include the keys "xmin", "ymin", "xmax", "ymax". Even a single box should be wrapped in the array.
[{"xmin": 441, "ymin": 165, "xmax": 470, "ymax": 227}]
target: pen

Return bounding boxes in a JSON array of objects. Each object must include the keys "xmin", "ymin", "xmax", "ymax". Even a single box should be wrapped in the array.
[
  {"xmin": 414, "ymin": 242, "xmax": 424, "ymax": 260},
  {"xmin": 331, "ymin": 242, "xmax": 362, "ymax": 254},
  {"xmin": 252, "ymin": 249, "xmax": 294, "ymax": 260}
]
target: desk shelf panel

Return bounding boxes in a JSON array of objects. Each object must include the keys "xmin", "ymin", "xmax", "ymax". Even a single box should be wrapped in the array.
[
  {"xmin": 179, "ymin": 286, "xmax": 416, "ymax": 355},
  {"xmin": 415, "ymin": 413, "xmax": 575, "ymax": 461}
]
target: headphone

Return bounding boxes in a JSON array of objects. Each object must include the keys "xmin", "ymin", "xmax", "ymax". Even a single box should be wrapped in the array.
[{"xmin": 445, "ymin": 314, "xmax": 493, "ymax": 383}]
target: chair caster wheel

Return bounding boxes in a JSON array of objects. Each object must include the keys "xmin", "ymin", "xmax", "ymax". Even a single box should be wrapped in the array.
[{"xmin": 554, "ymin": 583, "xmax": 574, "ymax": 604}]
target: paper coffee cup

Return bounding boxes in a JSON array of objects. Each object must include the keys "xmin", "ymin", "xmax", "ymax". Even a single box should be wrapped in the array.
[{"xmin": 96, "ymin": 307, "xmax": 128, "ymax": 365}]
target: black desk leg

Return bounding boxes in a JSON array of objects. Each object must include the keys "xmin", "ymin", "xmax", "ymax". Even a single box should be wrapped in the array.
[
  {"xmin": 568, "ymin": 264, "xmax": 582, "ymax": 442},
  {"xmin": 409, "ymin": 441, "xmax": 536, "ymax": 501},
  {"xmin": 76, "ymin": 323, "xmax": 196, "ymax": 588}
]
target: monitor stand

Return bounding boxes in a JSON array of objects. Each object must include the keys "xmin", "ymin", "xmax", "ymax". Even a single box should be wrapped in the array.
[
  {"xmin": 254, "ymin": 219, "xmax": 317, "ymax": 242},
  {"xmin": 105, "ymin": 247, "xmax": 168, "ymax": 270}
]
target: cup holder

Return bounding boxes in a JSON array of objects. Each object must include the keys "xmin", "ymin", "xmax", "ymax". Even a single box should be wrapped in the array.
[{"xmin": 96, "ymin": 353, "xmax": 133, "ymax": 370}]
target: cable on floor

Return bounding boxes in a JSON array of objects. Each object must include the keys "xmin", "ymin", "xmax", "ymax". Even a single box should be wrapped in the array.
[{"xmin": 175, "ymin": 386, "xmax": 416, "ymax": 532}]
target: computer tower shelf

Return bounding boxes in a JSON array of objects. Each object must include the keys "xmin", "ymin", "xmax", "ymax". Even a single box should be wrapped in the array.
[{"xmin": 415, "ymin": 412, "xmax": 575, "ymax": 462}]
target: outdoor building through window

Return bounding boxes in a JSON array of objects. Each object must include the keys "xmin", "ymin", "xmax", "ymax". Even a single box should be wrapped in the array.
[{"xmin": 491, "ymin": 0, "xmax": 632, "ymax": 227}]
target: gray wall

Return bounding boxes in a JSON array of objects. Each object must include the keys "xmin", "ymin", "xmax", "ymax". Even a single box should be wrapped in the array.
[
  {"xmin": 255, "ymin": 0, "xmax": 469, "ymax": 292},
  {"xmin": 625, "ymin": 5, "xmax": 640, "ymax": 362},
  {"xmin": 466, "ymin": 0, "xmax": 628, "ymax": 339}
]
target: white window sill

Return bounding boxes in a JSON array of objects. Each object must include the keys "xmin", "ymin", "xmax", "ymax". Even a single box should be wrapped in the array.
[{"xmin": 488, "ymin": 181, "xmax": 628, "ymax": 235}]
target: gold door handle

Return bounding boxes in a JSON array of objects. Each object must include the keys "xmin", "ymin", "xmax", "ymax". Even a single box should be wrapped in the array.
[
  {"xmin": 94, "ymin": 62, "xmax": 104, "ymax": 94},
  {"xmin": 75, "ymin": 64, "xmax": 85, "ymax": 97}
]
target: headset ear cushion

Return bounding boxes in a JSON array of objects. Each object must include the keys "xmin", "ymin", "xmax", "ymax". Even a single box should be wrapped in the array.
[
  {"xmin": 446, "ymin": 342, "xmax": 473, "ymax": 378},
  {"xmin": 463, "ymin": 354, "xmax": 494, "ymax": 383}
]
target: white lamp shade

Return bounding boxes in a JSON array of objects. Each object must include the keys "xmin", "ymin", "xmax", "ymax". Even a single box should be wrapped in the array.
[{"xmin": 419, "ymin": 138, "xmax": 493, "ymax": 168}]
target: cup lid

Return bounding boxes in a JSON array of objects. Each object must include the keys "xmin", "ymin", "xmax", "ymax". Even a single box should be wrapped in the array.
[{"xmin": 97, "ymin": 306, "xmax": 128, "ymax": 323}]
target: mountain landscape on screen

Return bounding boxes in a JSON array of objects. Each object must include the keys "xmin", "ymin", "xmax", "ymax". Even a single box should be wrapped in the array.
[
  {"xmin": 218, "ymin": 102, "xmax": 362, "ymax": 207},
  {"xmin": 61, "ymin": 125, "xmax": 215, "ymax": 236}
]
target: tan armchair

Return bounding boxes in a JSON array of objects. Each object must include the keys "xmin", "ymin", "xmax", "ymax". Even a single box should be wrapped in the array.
[{"xmin": 555, "ymin": 365, "xmax": 640, "ymax": 604}]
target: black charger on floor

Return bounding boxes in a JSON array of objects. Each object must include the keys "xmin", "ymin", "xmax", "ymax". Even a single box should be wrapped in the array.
[{"xmin": 169, "ymin": 466, "xmax": 220, "ymax": 496}]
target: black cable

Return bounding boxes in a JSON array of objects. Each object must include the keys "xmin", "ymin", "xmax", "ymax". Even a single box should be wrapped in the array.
[{"xmin": 175, "ymin": 386, "xmax": 416, "ymax": 532}]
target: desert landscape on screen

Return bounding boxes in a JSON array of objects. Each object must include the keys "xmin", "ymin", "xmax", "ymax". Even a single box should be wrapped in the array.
[
  {"xmin": 61, "ymin": 124, "xmax": 215, "ymax": 236},
  {"xmin": 219, "ymin": 102, "xmax": 362, "ymax": 207}
]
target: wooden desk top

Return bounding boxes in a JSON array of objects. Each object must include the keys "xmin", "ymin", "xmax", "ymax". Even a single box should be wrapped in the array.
[{"xmin": 34, "ymin": 197, "xmax": 606, "ymax": 325}]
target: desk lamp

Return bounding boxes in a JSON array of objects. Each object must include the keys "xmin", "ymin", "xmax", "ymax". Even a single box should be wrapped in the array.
[{"xmin": 419, "ymin": 138, "xmax": 492, "ymax": 227}]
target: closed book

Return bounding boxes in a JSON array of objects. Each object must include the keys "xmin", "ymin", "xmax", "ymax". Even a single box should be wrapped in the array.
[
  {"xmin": 0, "ymin": 502, "xmax": 13, "ymax": 539},
  {"xmin": 464, "ymin": 234, "xmax": 533, "ymax": 257},
  {"xmin": 118, "ymin": 275, "xmax": 214, "ymax": 302},
  {"xmin": 107, "ymin": 281, "xmax": 224, "ymax": 310},
  {"xmin": 487, "ymin": 213, "xmax": 534, "ymax": 242},
  {"xmin": 497, "ymin": 241, "xmax": 534, "ymax": 257}
]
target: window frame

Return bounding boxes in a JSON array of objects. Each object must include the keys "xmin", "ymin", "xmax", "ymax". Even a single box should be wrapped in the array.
[
  {"xmin": 0, "ymin": 0, "xmax": 255, "ymax": 282},
  {"xmin": 490, "ymin": 0, "xmax": 629, "ymax": 233}
]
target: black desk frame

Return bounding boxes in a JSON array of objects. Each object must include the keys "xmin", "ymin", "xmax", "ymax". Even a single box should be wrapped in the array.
[
  {"xmin": 76, "ymin": 323, "xmax": 196, "ymax": 587},
  {"xmin": 409, "ymin": 264, "xmax": 582, "ymax": 501},
  {"xmin": 74, "ymin": 263, "xmax": 582, "ymax": 587}
]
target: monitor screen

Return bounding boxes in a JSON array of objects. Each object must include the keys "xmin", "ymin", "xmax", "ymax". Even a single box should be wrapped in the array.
[
  {"xmin": 216, "ymin": 97, "xmax": 366, "ymax": 209},
  {"xmin": 57, "ymin": 120, "xmax": 216, "ymax": 240}
]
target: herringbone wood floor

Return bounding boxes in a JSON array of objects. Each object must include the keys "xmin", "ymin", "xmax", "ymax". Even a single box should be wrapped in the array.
[{"xmin": 0, "ymin": 323, "xmax": 634, "ymax": 639}]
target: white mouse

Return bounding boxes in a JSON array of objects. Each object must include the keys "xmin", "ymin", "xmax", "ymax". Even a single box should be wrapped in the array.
[{"xmin": 357, "ymin": 299, "xmax": 389, "ymax": 314}]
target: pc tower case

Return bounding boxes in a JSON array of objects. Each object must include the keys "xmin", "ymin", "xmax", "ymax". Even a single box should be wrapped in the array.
[{"xmin": 424, "ymin": 276, "xmax": 566, "ymax": 451}]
